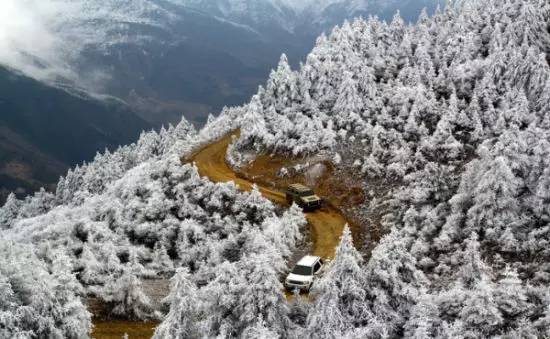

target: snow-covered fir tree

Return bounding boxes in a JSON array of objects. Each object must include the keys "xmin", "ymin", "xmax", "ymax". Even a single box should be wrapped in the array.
[
  {"xmin": 306, "ymin": 226, "xmax": 372, "ymax": 338},
  {"xmin": 1, "ymin": 0, "xmax": 550, "ymax": 337},
  {"xmin": 0, "ymin": 241, "xmax": 91, "ymax": 338},
  {"xmin": 153, "ymin": 269, "xmax": 201, "ymax": 339}
]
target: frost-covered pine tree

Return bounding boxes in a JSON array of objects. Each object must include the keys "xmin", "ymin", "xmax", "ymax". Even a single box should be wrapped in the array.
[
  {"xmin": 240, "ymin": 95, "xmax": 270, "ymax": 152},
  {"xmin": 150, "ymin": 242, "xmax": 174, "ymax": 277},
  {"xmin": 153, "ymin": 269, "xmax": 201, "ymax": 339},
  {"xmin": 50, "ymin": 250, "xmax": 91, "ymax": 338},
  {"xmin": 464, "ymin": 154, "xmax": 524, "ymax": 245},
  {"xmin": 103, "ymin": 268, "xmax": 155, "ymax": 320},
  {"xmin": 241, "ymin": 317, "xmax": 279, "ymax": 339},
  {"xmin": 403, "ymin": 292, "xmax": 441, "ymax": 339},
  {"xmin": 333, "ymin": 72, "xmax": 364, "ymax": 131},
  {"xmin": 0, "ymin": 242, "xmax": 91, "ymax": 338},
  {"xmin": 361, "ymin": 230, "xmax": 428, "ymax": 336},
  {"xmin": 494, "ymin": 267, "xmax": 529, "ymax": 320},
  {"xmin": 262, "ymin": 204, "xmax": 305, "ymax": 264},
  {"xmin": 0, "ymin": 193, "xmax": 20, "ymax": 229},
  {"xmin": 264, "ymin": 54, "xmax": 298, "ymax": 112},
  {"xmin": 234, "ymin": 252, "xmax": 291, "ymax": 336},
  {"xmin": 458, "ymin": 277, "xmax": 503, "ymax": 335},
  {"xmin": 79, "ymin": 243, "xmax": 104, "ymax": 285},
  {"xmin": 200, "ymin": 261, "xmax": 244, "ymax": 337},
  {"xmin": 307, "ymin": 226, "xmax": 370, "ymax": 338}
]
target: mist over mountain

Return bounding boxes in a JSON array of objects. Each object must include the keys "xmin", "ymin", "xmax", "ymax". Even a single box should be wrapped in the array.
[
  {"xmin": 1, "ymin": 0, "xmax": 443, "ymax": 126},
  {"xmin": 0, "ymin": 0, "xmax": 442, "ymax": 201},
  {"xmin": 179, "ymin": 0, "xmax": 443, "ymax": 33}
]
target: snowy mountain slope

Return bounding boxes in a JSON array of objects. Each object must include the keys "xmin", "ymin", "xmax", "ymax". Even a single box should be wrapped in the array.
[
  {"xmin": 1, "ymin": 0, "xmax": 442, "ymax": 204},
  {"xmin": 0, "ymin": 0, "xmax": 282, "ymax": 200},
  {"xmin": 2, "ymin": 0, "xmax": 442, "ymax": 92},
  {"xmin": 0, "ymin": 65, "xmax": 151, "ymax": 204},
  {"xmin": 218, "ymin": 0, "xmax": 550, "ymax": 336},
  {"xmin": 6, "ymin": 0, "xmax": 550, "ymax": 337},
  {"xmin": 2, "ymin": 0, "xmax": 306, "ymax": 129},
  {"xmin": 0, "ymin": 112, "xmax": 307, "ymax": 335},
  {"xmin": 178, "ymin": 0, "xmax": 443, "ymax": 33},
  {"xmin": 176, "ymin": 0, "xmax": 299, "ymax": 32},
  {"xmin": 0, "ymin": 0, "xmax": 179, "ymax": 86}
]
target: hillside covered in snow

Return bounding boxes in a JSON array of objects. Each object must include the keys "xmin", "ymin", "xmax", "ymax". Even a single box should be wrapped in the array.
[
  {"xmin": 2, "ymin": 0, "xmax": 550, "ymax": 338},
  {"xmin": 0, "ymin": 0, "xmax": 442, "ymax": 204},
  {"xmin": 177, "ymin": 0, "xmax": 442, "ymax": 33},
  {"xmin": 1, "ymin": 0, "xmax": 441, "ymax": 125}
]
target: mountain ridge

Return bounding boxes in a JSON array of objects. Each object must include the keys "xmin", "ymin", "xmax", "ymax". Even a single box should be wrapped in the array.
[{"xmin": 0, "ymin": 65, "xmax": 151, "ymax": 203}]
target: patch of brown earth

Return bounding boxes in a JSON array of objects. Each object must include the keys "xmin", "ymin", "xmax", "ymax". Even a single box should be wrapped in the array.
[
  {"xmin": 188, "ymin": 131, "xmax": 364, "ymax": 259},
  {"xmin": 1, "ymin": 161, "xmax": 33, "ymax": 180},
  {"xmin": 91, "ymin": 320, "xmax": 158, "ymax": 339},
  {"xmin": 89, "ymin": 279, "xmax": 169, "ymax": 339},
  {"xmin": 233, "ymin": 145, "xmax": 366, "ymax": 250}
]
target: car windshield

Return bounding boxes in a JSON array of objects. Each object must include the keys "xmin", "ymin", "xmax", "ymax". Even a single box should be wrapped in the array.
[
  {"xmin": 292, "ymin": 265, "xmax": 312, "ymax": 275},
  {"xmin": 298, "ymin": 190, "xmax": 315, "ymax": 197}
]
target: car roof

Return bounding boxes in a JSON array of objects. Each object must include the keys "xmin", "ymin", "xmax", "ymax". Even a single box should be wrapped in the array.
[
  {"xmin": 289, "ymin": 183, "xmax": 313, "ymax": 192},
  {"xmin": 296, "ymin": 255, "xmax": 321, "ymax": 267}
]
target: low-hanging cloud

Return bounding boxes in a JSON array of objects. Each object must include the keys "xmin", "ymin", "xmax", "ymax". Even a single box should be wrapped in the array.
[
  {"xmin": 0, "ymin": 0, "xmax": 82, "ymax": 82},
  {"xmin": 0, "ymin": 0, "xmax": 176, "ymax": 88}
]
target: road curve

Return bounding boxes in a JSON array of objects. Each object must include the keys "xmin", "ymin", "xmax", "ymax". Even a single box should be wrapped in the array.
[{"xmin": 189, "ymin": 132, "xmax": 349, "ymax": 259}]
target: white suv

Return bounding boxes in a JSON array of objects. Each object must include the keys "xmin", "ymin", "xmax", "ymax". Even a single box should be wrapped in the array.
[{"xmin": 285, "ymin": 255, "xmax": 324, "ymax": 292}]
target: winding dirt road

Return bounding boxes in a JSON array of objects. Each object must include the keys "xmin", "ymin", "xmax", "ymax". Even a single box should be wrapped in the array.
[
  {"xmin": 189, "ymin": 132, "xmax": 349, "ymax": 259},
  {"xmin": 92, "ymin": 132, "xmax": 351, "ymax": 338}
]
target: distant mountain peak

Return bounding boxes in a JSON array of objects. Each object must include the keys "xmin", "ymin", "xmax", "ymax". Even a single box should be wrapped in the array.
[{"xmin": 176, "ymin": 0, "xmax": 441, "ymax": 33}]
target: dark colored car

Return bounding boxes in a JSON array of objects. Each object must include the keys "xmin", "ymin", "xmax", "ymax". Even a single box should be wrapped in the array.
[{"xmin": 285, "ymin": 183, "xmax": 322, "ymax": 211}]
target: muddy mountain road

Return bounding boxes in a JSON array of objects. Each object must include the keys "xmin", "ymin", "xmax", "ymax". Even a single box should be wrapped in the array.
[
  {"xmin": 188, "ymin": 131, "xmax": 350, "ymax": 259},
  {"xmin": 92, "ymin": 131, "xmax": 354, "ymax": 338}
]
